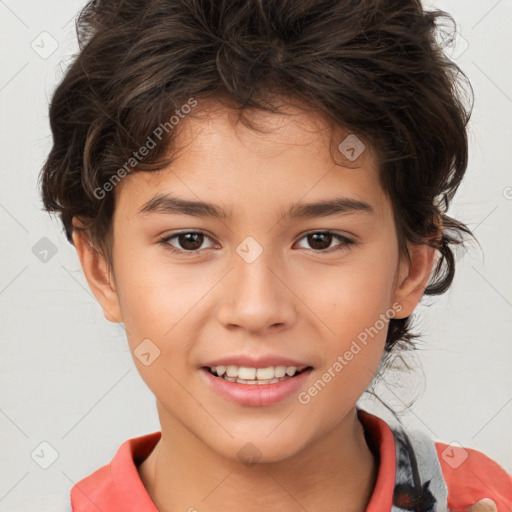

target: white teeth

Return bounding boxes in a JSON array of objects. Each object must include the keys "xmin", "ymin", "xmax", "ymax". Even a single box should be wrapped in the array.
[
  {"xmin": 285, "ymin": 366, "xmax": 297, "ymax": 376},
  {"xmin": 274, "ymin": 366, "xmax": 287, "ymax": 378},
  {"xmin": 226, "ymin": 365, "xmax": 239, "ymax": 377},
  {"xmin": 223, "ymin": 376, "xmax": 285, "ymax": 385},
  {"xmin": 208, "ymin": 364, "xmax": 306, "ymax": 380},
  {"xmin": 238, "ymin": 367, "xmax": 256, "ymax": 380},
  {"xmin": 255, "ymin": 367, "xmax": 274, "ymax": 380}
]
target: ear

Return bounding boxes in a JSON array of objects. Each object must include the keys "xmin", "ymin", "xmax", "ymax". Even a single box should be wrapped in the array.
[
  {"xmin": 71, "ymin": 223, "xmax": 123, "ymax": 323},
  {"xmin": 392, "ymin": 241, "xmax": 439, "ymax": 319}
]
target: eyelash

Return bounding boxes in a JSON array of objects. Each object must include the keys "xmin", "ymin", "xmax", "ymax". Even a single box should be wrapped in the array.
[{"xmin": 158, "ymin": 230, "xmax": 356, "ymax": 255}]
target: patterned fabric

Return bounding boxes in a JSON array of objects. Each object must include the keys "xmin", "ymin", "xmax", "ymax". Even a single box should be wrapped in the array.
[{"xmin": 390, "ymin": 424, "xmax": 448, "ymax": 512}]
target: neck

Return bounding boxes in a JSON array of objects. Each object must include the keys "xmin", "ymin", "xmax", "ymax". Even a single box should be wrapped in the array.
[{"xmin": 138, "ymin": 407, "xmax": 378, "ymax": 512}]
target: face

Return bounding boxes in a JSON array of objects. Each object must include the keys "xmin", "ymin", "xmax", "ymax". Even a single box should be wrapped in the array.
[{"xmin": 75, "ymin": 100, "xmax": 433, "ymax": 463}]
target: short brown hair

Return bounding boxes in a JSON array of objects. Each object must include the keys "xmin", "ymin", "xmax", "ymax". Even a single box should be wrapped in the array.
[{"xmin": 39, "ymin": 0, "xmax": 475, "ymax": 356}]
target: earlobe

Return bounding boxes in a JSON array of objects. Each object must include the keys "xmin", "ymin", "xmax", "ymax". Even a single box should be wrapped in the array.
[
  {"xmin": 392, "ymin": 242, "xmax": 438, "ymax": 319},
  {"xmin": 71, "ymin": 227, "xmax": 123, "ymax": 324}
]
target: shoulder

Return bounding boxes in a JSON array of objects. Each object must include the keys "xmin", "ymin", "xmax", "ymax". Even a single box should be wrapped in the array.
[
  {"xmin": 435, "ymin": 441, "xmax": 512, "ymax": 512},
  {"xmin": 70, "ymin": 432, "xmax": 161, "ymax": 511},
  {"xmin": 359, "ymin": 409, "xmax": 512, "ymax": 512}
]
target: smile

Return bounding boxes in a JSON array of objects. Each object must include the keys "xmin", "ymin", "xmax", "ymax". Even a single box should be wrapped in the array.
[
  {"xmin": 206, "ymin": 364, "xmax": 310, "ymax": 384},
  {"xmin": 200, "ymin": 366, "xmax": 314, "ymax": 407}
]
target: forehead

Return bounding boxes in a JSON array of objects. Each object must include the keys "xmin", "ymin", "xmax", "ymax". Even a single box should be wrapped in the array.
[
  {"xmin": 114, "ymin": 100, "xmax": 389, "ymax": 221},
  {"xmin": 169, "ymin": 98, "xmax": 376, "ymax": 170}
]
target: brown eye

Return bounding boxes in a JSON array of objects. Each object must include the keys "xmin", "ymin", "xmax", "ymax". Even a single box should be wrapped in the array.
[
  {"xmin": 296, "ymin": 231, "xmax": 355, "ymax": 253},
  {"xmin": 307, "ymin": 233, "xmax": 333, "ymax": 250},
  {"xmin": 176, "ymin": 233, "xmax": 204, "ymax": 250},
  {"xmin": 160, "ymin": 231, "xmax": 216, "ymax": 253}
]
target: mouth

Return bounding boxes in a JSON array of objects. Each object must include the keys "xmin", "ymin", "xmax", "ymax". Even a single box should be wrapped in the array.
[
  {"xmin": 202, "ymin": 365, "xmax": 313, "ymax": 385},
  {"xmin": 200, "ymin": 364, "xmax": 314, "ymax": 407}
]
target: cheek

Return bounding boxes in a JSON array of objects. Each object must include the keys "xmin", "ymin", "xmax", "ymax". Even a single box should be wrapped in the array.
[
  {"xmin": 112, "ymin": 252, "xmax": 207, "ymax": 392},
  {"xmin": 113, "ymin": 242, "xmax": 218, "ymax": 350},
  {"xmin": 306, "ymin": 272, "xmax": 392, "ymax": 418},
  {"xmin": 315, "ymin": 251, "xmax": 398, "ymax": 334},
  {"xmin": 307, "ymin": 247, "xmax": 397, "ymax": 389}
]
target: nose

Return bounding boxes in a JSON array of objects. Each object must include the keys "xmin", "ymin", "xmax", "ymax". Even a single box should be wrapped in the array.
[{"xmin": 215, "ymin": 249, "xmax": 297, "ymax": 334}]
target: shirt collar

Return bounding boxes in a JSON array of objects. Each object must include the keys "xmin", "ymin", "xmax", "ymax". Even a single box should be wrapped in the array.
[
  {"xmin": 358, "ymin": 408, "xmax": 396, "ymax": 511},
  {"xmin": 71, "ymin": 409, "xmax": 396, "ymax": 511}
]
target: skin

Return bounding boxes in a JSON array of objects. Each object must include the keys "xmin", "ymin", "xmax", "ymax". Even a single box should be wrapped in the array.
[
  {"xmin": 73, "ymin": 99, "xmax": 441, "ymax": 512},
  {"xmin": 464, "ymin": 499, "xmax": 499, "ymax": 512}
]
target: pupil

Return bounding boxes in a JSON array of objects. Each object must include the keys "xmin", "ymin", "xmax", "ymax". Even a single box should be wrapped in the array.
[
  {"xmin": 179, "ymin": 233, "xmax": 203, "ymax": 250},
  {"xmin": 309, "ymin": 233, "xmax": 331, "ymax": 250}
]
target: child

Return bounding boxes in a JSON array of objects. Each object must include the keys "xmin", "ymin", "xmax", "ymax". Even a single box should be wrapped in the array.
[{"xmin": 39, "ymin": 0, "xmax": 511, "ymax": 511}]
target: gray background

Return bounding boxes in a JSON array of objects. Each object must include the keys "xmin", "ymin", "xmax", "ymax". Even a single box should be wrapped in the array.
[{"xmin": 1, "ymin": 0, "xmax": 511, "ymax": 510}]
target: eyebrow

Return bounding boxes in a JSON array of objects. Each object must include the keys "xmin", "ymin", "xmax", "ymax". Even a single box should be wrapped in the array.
[{"xmin": 137, "ymin": 193, "xmax": 375, "ymax": 220}]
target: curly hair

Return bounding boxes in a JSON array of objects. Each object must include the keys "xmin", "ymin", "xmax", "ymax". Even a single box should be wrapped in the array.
[{"xmin": 39, "ymin": 0, "xmax": 475, "ymax": 356}]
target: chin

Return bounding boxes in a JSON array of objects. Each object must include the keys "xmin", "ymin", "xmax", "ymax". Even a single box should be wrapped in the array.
[{"xmin": 207, "ymin": 433, "xmax": 307, "ymax": 466}]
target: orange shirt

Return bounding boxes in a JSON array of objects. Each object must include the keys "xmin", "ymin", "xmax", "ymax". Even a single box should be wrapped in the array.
[{"xmin": 70, "ymin": 410, "xmax": 512, "ymax": 512}]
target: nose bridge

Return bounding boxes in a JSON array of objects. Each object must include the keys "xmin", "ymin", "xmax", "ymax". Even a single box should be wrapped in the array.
[{"xmin": 216, "ymin": 237, "xmax": 296, "ymax": 332}]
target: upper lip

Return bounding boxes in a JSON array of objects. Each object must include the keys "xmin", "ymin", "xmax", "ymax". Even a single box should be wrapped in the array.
[{"xmin": 202, "ymin": 355, "xmax": 312, "ymax": 370}]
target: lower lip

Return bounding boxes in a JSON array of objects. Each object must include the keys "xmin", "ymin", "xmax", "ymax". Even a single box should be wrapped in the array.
[{"xmin": 200, "ymin": 367, "xmax": 313, "ymax": 407}]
